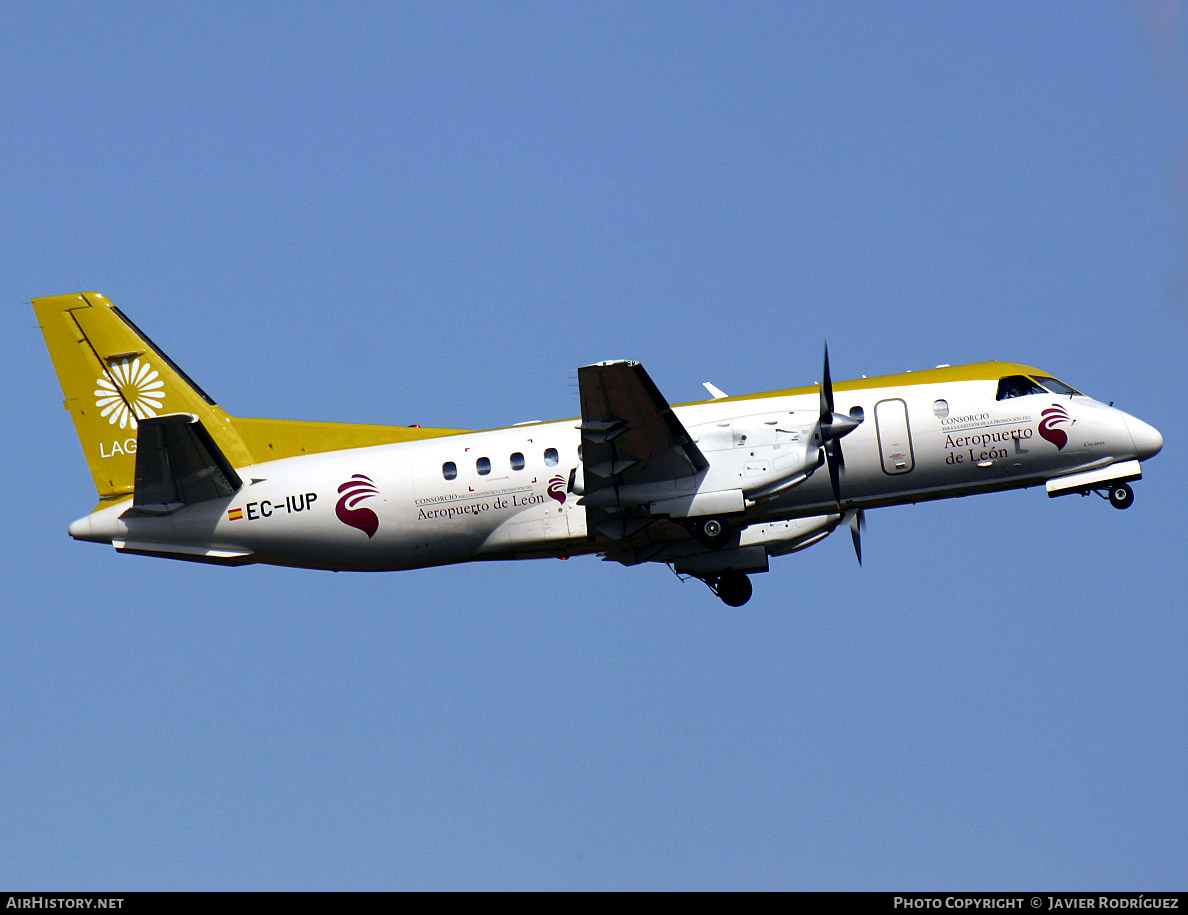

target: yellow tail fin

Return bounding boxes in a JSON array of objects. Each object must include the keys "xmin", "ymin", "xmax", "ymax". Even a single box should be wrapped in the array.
[
  {"xmin": 32, "ymin": 292, "xmax": 251, "ymax": 507},
  {"xmin": 34, "ymin": 291, "xmax": 469, "ymax": 509}
]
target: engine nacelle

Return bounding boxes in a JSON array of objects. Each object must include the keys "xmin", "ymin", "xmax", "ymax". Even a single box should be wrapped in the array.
[
  {"xmin": 738, "ymin": 513, "xmax": 842, "ymax": 556},
  {"xmin": 577, "ymin": 410, "xmax": 822, "ymax": 518}
]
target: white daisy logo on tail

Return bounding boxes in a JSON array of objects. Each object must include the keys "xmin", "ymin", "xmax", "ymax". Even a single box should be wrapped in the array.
[{"xmin": 94, "ymin": 358, "xmax": 165, "ymax": 429}]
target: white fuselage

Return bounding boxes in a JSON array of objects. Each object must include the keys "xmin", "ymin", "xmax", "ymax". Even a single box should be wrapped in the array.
[{"xmin": 69, "ymin": 374, "xmax": 1160, "ymax": 571}]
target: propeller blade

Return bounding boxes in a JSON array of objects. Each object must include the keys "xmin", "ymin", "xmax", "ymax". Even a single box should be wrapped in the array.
[
  {"xmin": 849, "ymin": 509, "xmax": 865, "ymax": 566},
  {"xmin": 820, "ymin": 343, "xmax": 834, "ymax": 422},
  {"xmin": 826, "ymin": 442, "xmax": 842, "ymax": 505},
  {"xmin": 820, "ymin": 343, "xmax": 847, "ymax": 506}
]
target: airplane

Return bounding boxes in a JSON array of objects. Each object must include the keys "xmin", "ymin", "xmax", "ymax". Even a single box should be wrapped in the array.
[{"xmin": 33, "ymin": 291, "xmax": 1163, "ymax": 606}]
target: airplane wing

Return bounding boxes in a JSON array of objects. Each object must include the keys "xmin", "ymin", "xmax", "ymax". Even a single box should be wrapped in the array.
[{"xmin": 577, "ymin": 361, "xmax": 707, "ymax": 536}]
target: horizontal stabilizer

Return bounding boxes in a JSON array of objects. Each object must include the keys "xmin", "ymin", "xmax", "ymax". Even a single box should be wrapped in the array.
[
  {"xmin": 113, "ymin": 540, "xmax": 255, "ymax": 565},
  {"xmin": 133, "ymin": 414, "xmax": 243, "ymax": 513}
]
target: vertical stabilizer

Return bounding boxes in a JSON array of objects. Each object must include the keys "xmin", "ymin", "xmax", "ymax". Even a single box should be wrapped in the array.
[{"xmin": 32, "ymin": 292, "xmax": 251, "ymax": 506}]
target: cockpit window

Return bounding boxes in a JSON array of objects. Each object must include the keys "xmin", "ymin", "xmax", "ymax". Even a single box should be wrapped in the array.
[
  {"xmin": 1033, "ymin": 375, "xmax": 1082, "ymax": 396},
  {"xmin": 995, "ymin": 375, "xmax": 1047, "ymax": 400}
]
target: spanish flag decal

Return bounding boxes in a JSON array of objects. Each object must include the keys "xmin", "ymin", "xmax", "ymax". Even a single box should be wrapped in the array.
[{"xmin": 228, "ymin": 508, "xmax": 244, "ymax": 521}]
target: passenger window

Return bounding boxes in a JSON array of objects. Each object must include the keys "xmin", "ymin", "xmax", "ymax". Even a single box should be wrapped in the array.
[
  {"xmin": 933, "ymin": 399, "xmax": 949, "ymax": 419},
  {"xmin": 442, "ymin": 461, "xmax": 457, "ymax": 481},
  {"xmin": 544, "ymin": 448, "xmax": 559, "ymax": 466},
  {"xmin": 510, "ymin": 452, "xmax": 525, "ymax": 471},
  {"xmin": 995, "ymin": 375, "xmax": 1046, "ymax": 400},
  {"xmin": 476, "ymin": 457, "xmax": 491, "ymax": 476}
]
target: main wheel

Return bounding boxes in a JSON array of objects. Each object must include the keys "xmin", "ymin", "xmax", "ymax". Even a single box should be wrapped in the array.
[
  {"xmin": 691, "ymin": 516, "xmax": 732, "ymax": 549},
  {"xmin": 1108, "ymin": 482, "xmax": 1134, "ymax": 510},
  {"xmin": 715, "ymin": 571, "xmax": 752, "ymax": 607}
]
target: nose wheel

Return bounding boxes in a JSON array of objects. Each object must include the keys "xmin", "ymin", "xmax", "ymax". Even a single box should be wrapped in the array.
[
  {"xmin": 704, "ymin": 571, "xmax": 752, "ymax": 607},
  {"xmin": 1107, "ymin": 482, "xmax": 1134, "ymax": 510}
]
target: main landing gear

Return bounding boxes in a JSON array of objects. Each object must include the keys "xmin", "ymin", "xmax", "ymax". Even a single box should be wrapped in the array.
[
  {"xmin": 688, "ymin": 516, "xmax": 732, "ymax": 549},
  {"xmin": 702, "ymin": 570, "xmax": 753, "ymax": 607}
]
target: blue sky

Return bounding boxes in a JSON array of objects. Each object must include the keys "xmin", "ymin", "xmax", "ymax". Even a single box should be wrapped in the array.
[{"xmin": 2, "ymin": 1, "xmax": 1185, "ymax": 890}]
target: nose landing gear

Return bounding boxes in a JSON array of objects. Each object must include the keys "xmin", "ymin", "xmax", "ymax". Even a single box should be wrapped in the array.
[
  {"xmin": 1107, "ymin": 482, "xmax": 1134, "ymax": 510},
  {"xmin": 1078, "ymin": 481, "xmax": 1136, "ymax": 509}
]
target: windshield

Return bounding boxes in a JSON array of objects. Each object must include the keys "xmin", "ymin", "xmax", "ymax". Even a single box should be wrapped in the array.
[
  {"xmin": 995, "ymin": 375, "xmax": 1047, "ymax": 400},
  {"xmin": 1033, "ymin": 375, "xmax": 1083, "ymax": 396}
]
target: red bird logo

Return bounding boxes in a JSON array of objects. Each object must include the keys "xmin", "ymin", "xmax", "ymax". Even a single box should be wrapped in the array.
[
  {"xmin": 547, "ymin": 474, "xmax": 567, "ymax": 506},
  {"xmin": 336, "ymin": 474, "xmax": 380, "ymax": 538},
  {"xmin": 1038, "ymin": 404, "xmax": 1072, "ymax": 451}
]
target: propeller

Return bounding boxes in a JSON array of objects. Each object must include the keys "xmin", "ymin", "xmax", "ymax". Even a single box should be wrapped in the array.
[
  {"xmin": 849, "ymin": 509, "xmax": 865, "ymax": 566},
  {"xmin": 817, "ymin": 344, "xmax": 866, "ymax": 566},
  {"xmin": 817, "ymin": 344, "xmax": 861, "ymax": 507}
]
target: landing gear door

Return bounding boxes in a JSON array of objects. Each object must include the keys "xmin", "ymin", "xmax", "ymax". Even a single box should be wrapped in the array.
[{"xmin": 875, "ymin": 398, "xmax": 915, "ymax": 475}]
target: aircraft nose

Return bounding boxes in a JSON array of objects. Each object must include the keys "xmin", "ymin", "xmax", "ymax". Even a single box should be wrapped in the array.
[{"xmin": 1125, "ymin": 415, "xmax": 1164, "ymax": 461}]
